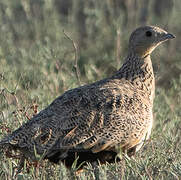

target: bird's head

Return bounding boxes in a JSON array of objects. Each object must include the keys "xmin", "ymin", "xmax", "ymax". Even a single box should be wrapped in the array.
[{"xmin": 128, "ymin": 26, "xmax": 175, "ymax": 58}]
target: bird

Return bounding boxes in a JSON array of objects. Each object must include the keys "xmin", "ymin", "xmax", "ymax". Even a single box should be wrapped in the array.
[{"xmin": 0, "ymin": 26, "xmax": 175, "ymax": 172}]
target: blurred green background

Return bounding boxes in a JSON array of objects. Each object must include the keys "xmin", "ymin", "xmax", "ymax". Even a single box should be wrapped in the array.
[{"xmin": 0, "ymin": 0, "xmax": 180, "ymax": 179}]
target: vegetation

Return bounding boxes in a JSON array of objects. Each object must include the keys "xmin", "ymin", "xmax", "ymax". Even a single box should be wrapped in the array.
[{"xmin": 0, "ymin": 0, "xmax": 180, "ymax": 179}]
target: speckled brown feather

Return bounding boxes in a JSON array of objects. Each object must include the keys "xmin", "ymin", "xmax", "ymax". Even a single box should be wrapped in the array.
[{"xmin": 0, "ymin": 26, "xmax": 175, "ymax": 169}]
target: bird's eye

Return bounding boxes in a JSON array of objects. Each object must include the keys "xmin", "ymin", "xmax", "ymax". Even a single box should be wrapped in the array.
[{"xmin": 145, "ymin": 31, "xmax": 152, "ymax": 37}]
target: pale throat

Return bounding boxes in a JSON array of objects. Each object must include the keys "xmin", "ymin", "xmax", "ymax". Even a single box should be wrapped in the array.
[{"xmin": 130, "ymin": 42, "xmax": 158, "ymax": 59}]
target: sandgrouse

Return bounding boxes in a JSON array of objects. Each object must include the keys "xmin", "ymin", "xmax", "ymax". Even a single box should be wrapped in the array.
[{"xmin": 0, "ymin": 26, "xmax": 175, "ymax": 170}]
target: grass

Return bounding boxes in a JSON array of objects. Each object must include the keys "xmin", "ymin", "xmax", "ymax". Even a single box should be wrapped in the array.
[{"xmin": 0, "ymin": 0, "xmax": 181, "ymax": 179}]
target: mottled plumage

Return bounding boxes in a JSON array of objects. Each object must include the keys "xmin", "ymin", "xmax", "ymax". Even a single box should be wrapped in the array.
[{"xmin": 0, "ymin": 26, "xmax": 175, "ymax": 170}]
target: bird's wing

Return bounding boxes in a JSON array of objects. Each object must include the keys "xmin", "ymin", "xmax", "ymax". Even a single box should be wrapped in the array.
[
  {"xmin": 49, "ymin": 78, "xmax": 151, "ymax": 154},
  {"xmin": 0, "ymin": 78, "xmax": 150, "ymax": 158}
]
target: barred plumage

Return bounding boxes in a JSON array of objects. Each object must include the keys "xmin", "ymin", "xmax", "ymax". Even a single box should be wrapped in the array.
[{"xmin": 0, "ymin": 26, "xmax": 175, "ymax": 170}]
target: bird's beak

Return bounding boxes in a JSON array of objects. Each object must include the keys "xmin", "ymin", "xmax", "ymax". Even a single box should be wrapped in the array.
[
  {"xmin": 164, "ymin": 33, "xmax": 176, "ymax": 39},
  {"xmin": 158, "ymin": 32, "xmax": 175, "ymax": 43}
]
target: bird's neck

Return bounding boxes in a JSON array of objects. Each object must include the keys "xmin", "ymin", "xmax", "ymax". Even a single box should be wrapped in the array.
[{"xmin": 116, "ymin": 53, "xmax": 155, "ymax": 103}]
